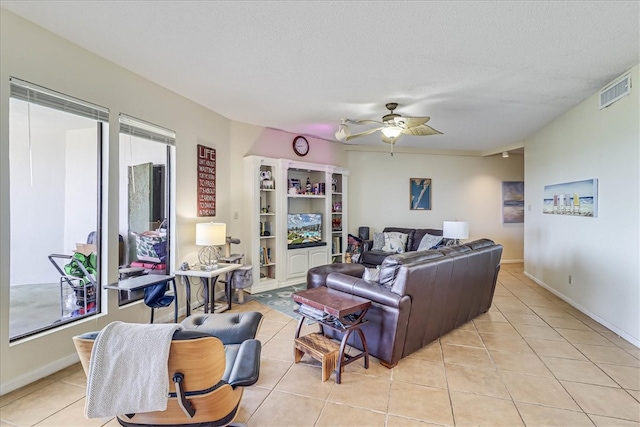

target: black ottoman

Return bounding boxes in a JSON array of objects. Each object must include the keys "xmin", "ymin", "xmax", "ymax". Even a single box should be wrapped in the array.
[
  {"xmin": 181, "ymin": 311, "xmax": 263, "ymax": 345},
  {"xmin": 306, "ymin": 263, "xmax": 365, "ymax": 289}
]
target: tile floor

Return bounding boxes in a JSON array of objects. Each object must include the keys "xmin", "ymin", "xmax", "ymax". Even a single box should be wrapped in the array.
[{"xmin": 1, "ymin": 263, "xmax": 639, "ymax": 426}]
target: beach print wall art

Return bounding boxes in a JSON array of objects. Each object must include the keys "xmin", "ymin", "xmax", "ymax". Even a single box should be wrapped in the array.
[
  {"xmin": 543, "ymin": 179, "xmax": 598, "ymax": 217},
  {"xmin": 410, "ymin": 178, "xmax": 432, "ymax": 210},
  {"xmin": 502, "ymin": 181, "xmax": 525, "ymax": 223}
]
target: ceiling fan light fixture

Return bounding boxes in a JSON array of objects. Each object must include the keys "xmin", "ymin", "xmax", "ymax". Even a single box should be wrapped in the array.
[{"xmin": 381, "ymin": 126, "xmax": 403, "ymax": 138}]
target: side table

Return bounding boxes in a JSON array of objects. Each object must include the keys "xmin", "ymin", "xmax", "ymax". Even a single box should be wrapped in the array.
[
  {"xmin": 292, "ymin": 286, "xmax": 371, "ymax": 384},
  {"xmin": 175, "ymin": 263, "xmax": 242, "ymax": 316}
]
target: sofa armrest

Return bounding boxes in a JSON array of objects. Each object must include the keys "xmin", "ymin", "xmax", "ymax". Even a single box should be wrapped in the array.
[{"xmin": 326, "ymin": 272, "xmax": 402, "ymax": 308}]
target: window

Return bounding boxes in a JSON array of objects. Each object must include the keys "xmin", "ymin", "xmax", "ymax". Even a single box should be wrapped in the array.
[
  {"xmin": 118, "ymin": 114, "xmax": 174, "ymax": 305},
  {"xmin": 8, "ymin": 78, "xmax": 107, "ymax": 341}
]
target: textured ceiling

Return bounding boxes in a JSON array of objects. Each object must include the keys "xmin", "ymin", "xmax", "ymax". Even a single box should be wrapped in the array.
[{"xmin": 2, "ymin": 1, "xmax": 638, "ymax": 154}]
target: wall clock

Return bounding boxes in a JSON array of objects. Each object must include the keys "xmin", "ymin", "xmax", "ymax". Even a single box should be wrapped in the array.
[{"xmin": 292, "ymin": 136, "xmax": 309, "ymax": 157}]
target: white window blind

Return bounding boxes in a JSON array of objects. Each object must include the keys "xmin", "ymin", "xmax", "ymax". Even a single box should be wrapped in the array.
[
  {"xmin": 119, "ymin": 114, "xmax": 176, "ymax": 145},
  {"xmin": 9, "ymin": 77, "xmax": 109, "ymax": 122}
]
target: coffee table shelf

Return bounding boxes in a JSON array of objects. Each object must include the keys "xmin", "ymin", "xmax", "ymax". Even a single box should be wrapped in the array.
[{"xmin": 292, "ymin": 286, "xmax": 371, "ymax": 384}]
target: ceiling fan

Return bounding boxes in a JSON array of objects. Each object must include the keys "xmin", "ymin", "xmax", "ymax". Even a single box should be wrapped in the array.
[{"xmin": 334, "ymin": 102, "xmax": 442, "ymax": 145}]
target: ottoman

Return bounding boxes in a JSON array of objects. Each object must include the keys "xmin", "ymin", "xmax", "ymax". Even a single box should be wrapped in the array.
[
  {"xmin": 306, "ymin": 263, "xmax": 365, "ymax": 289},
  {"xmin": 181, "ymin": 311, "xmax": 263, "ymax": 345}
]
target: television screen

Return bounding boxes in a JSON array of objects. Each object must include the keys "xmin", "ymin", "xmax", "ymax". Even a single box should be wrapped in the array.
[{"xmin": 287, "ymin": 213, "xmax": 324, "ymax": 248}]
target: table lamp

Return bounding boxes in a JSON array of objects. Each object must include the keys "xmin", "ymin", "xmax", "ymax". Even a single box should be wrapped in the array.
[
  {"xmin": 443, "ymin": 221, "xmax": 469, "ymax": 246},
  {"xmin": 196, "ymin": 222, "xmax": 226, "ymax": 270}
]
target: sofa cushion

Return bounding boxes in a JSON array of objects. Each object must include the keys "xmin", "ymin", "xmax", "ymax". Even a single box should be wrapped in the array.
[
  {"xmin": 363, "ymin": 266, "xmax": 380, "ymax": 283},
  {"xmin": 383, "ymin": 228, "xmax": 416, "ymax": 251},
  {"xmin": 411, "ymin": 229, "xmax": 444, "ymax": 251},
  {"xmin": 382, "ymin": 232, "xmax": 408, "ymax": 253},
  {"xmin": 372, "ymin": 232, "xmax": 385, "ymax": 250},
  {"xmin": 417, "ymin": 233, "xmax": 443, "ymax": 251},
  {"xmin": 378, "ymin": 250, "xmax": 445, "ymax": 288}
]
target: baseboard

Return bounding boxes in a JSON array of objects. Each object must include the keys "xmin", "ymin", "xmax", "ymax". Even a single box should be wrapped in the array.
[
  {"xmin": 501, "ymin": 259, "xmax": 524, "ymax": 264},
  {"xmin": 0, "ymin": 352, "xmax": 79, "ymax": 396},
  {"xmin": 524, "ymin": 271, "xmax": 640, "ymax": 348}
]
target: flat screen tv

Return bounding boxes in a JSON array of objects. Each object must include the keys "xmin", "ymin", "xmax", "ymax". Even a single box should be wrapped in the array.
[{"xmin": 287, "ymin": 213, "xmax": 326, "ymax": 249}]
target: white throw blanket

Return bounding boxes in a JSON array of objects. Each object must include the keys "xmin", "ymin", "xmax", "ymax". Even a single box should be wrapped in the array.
[{"xmin": 85, "ymin": 321, "xmax": 184, "ymax": 419}]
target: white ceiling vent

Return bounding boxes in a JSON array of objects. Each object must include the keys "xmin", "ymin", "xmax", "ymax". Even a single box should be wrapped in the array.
[{"xmin": 599, "ymin": 74, "xmax": 631, "ymax": 109}]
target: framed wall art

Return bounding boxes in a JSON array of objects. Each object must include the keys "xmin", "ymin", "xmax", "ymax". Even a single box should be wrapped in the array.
[
  {"xmin": 197, "ymin": 144, "xmax": 216, "ymax": 216},
  {"xmin": 502, "ymin": 181, "xmax": 525, "ymax": 223},
  {"xmin": 543, "ymin": 178, "xmax": 598, "ymax": 217},
  {"xmin": 410, "ymin": 178, "xmax": 432, "ymax": 210}
]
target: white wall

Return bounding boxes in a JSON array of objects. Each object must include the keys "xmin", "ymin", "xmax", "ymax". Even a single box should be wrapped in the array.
[
  {"xmin": 0, "ymin": 10, "xmax": 233, "ymax": 393},
  {"xmin": 347, "ymin": 150, "xmax": 525, "ymax": 261},
  {"xmin": 524, "ymin": 64, "xmax": 639, "ymax": 345}
]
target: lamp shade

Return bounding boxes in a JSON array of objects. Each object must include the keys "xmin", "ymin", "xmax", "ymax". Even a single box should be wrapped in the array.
[
  {"xmin": 196, "ymin": 222, "xmax": 226, "ymax": 246},
  {"xmin": 443, "ymin": 221, "xmax": 469, "ymax": 240}
]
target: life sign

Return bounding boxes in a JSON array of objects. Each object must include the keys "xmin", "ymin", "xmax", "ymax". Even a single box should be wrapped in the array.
[{"xmin": 197, "ymin": 144, "xmax": 216, "ymax": 217}]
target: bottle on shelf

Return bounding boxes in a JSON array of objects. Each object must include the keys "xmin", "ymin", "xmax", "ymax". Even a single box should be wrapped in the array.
[{"xmin": 306, "ymin": 177, "xmax": 312, "ymax": 194}]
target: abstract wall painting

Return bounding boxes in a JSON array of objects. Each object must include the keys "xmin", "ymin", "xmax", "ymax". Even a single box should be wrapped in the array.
[
  {"xmin": 410, "ymin": 178, "xmax": 432, "ymax": 210},
  {"xmin": 502, "ymin": 181, "xmax": 525, "ymax": 223},
  {"xmin": 543, "ymin": 179, "xmax": 598, "ymax": 217}
]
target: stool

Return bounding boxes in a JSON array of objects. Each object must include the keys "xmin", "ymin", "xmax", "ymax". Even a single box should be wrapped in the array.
[
  {"xmin": 306, "ymin": 263, "xmax": 365, "ymax": 289},
  {"xmin": 181, "ymin": 312, "xmax": 263, "ymax": 345},
  {"xmin": 294, "ymin": 333, "xmax": 340, "ymax": 382}
]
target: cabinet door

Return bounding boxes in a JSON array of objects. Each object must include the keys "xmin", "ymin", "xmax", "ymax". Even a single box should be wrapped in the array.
[
  {"xmin": 288, "ymin": 250, "xmax": 309, "ymax": 279},
  {"xmin": 309, "ymin": 247, "xmax": 328, "ymax": 269}
]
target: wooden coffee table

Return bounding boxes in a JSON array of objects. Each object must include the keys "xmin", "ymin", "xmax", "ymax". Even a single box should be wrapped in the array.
[{"xmin": 292, "ymin": 286, "xmax": 371, "ymax": 384}]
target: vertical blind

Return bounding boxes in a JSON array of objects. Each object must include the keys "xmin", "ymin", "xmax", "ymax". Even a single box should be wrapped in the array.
[{"xmin": 9, "ymin": 77, "xmax": 109, "ymax": 122}]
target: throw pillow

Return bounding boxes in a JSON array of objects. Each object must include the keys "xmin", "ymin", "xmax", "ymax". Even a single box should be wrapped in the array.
[
  {"xmin": 372, "ymin": 232, "xmax": 385, "ymax": 250},
  {"xmin": 382, "ymin": 232, "xmax": 408, "ymax": 253},
  {"xmin": 417, "ymin": 233, "xmax": 443, "ymax": 251},
  {"xmin": 363, "ymin": 266, "xmax": 380, "ymax": 283}
]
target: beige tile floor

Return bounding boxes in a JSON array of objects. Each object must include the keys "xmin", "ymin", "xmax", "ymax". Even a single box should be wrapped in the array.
[{"xmin": 1, "ymin": 263, "xmax": 639, "ymax": 426}]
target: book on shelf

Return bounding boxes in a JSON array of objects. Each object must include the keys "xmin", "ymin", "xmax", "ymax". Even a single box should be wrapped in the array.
[
  {"xmin": 297, "ymin": 303, "xmax": 328, "ymax": 321},
  {"xmin": 332, "ymin": 236, "xmax": 342, "ymax": 254},
  {"xmin": 261, "ymin": 246, "xmax": 271, "ymax": 264}
]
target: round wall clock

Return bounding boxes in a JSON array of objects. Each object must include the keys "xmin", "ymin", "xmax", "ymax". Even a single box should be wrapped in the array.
[{"xmin": 292, "ymin": 136, "xmax": 309, "ymax": 157}]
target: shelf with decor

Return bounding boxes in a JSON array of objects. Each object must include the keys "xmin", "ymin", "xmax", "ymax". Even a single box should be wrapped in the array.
[
  {"xmin": 244, "ymin": 156, "xmax": 280, "ymax": 291},
  {"xmin": 330, "ymin": 171, "xmax": 347, "ymax": 263},
  {"xmin": 244, "ymin": 156, "xmax": 348, "ymax": 292}
]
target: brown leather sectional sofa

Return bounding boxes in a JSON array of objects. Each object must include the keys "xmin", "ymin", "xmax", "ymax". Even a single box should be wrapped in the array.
[{"xmin": 307, "ymin": 238, "xmax": 503, "ymax": 367}]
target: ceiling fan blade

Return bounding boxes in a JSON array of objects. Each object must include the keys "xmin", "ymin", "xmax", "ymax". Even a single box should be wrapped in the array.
[
  {"xmin": 381, "ymin": 133, "xmax": 402, "ymax": 145},
  {"xmin": 345, "ymin": 127, "xmax": 383, "ymax": 141},
  {"xmin": 401, "ymin": 124, "xmax": 442, "ymax": 136},
  {"xmin": 351, "ymin": 119, "xmax": 384, "ymax": 125},
  {"xmin": 334, "ymin": 124, "xmax": 351, "ymax": 141},
  {"xmin": 396, "ymin": 116, "xmax": 430, "ymax": 128}
]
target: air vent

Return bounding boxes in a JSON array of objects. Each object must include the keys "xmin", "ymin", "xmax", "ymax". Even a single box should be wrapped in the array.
[{"xmin": 600, "ymin": 74, "xmax": 631, "ymax": 109}]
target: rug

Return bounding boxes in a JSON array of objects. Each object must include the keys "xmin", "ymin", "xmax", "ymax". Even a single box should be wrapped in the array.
[{"xmin": 249, "ymin": 284, "xmax": 308, "ymax": 320}]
